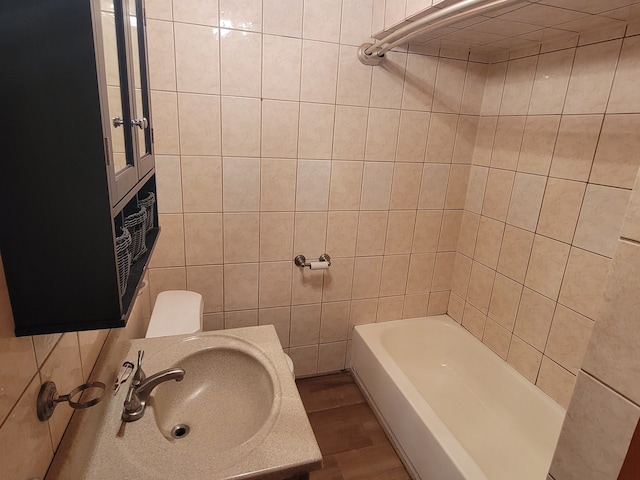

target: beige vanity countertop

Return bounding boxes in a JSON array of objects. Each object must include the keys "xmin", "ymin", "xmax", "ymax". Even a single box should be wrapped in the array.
[{"xmin": 46, "ymin": 325, "xmax": 322, "ymax": 480}]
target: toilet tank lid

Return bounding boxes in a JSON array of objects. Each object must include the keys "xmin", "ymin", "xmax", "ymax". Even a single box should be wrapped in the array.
[{"xmin": 146, "ymin": 290, "xmax": 204, "ymax": 338}]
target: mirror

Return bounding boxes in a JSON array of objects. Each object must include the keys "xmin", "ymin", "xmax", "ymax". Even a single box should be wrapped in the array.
[{"xmin": 99, "ymin": 0, "xmax": 128, "ymax": 174}]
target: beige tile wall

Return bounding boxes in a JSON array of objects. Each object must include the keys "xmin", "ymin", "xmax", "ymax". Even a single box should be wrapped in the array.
[
  {"xmin": 0, "ymin": 253, "xmax": 152, "ymax": 479},
  {"xmin": 449, "ymin": 27, "xmax": 640, "ymax": 407},
  {"xmin": 146, "ymin": 0, "xmax": 485, "ymax": 377}
]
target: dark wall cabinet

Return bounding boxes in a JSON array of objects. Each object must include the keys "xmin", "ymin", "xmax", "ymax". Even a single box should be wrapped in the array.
[{"xmin": 0, "ymin": 0, "xmax": 159, "ymax": 336}]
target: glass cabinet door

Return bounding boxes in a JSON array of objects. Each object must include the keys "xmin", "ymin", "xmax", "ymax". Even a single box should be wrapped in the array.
[
  {"xmin": 96, "ymin": 0, "xmax": 153, "ymax": 207},
  {"xmin": 127, "ymin": 0, "xmax": 153, "ymax": 178}
]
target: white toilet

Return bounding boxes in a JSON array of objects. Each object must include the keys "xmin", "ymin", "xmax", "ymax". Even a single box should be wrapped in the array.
[{"xmin": 146, "ymin": 290, "xmax": 295, "ymax": 379}]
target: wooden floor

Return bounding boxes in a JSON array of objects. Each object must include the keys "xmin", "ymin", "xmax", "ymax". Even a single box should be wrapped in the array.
[{"xmin": 296, "ymin": 372, "xmax": 411, "ymax": 480}]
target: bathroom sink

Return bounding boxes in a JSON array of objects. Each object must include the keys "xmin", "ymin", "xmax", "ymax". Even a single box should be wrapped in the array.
[
  {"xmin": 151, "ymin": 341, "xmax": 279, "ymax": 455},
  {"xmin": 46, "ymin": 326, "xmax": 322, "ymax": 480}
]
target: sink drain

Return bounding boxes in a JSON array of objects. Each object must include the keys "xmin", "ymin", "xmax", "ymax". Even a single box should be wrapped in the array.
[{"xmin": 170, "ymin": 424, "xmax": 190, "ymax": 439}]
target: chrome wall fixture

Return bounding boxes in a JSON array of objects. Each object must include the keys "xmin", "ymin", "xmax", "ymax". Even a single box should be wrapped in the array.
[
  {"xmin": 37, "ymin": 380, "xmax": 106, "ymax": 421},
  {"xmin": 294, "ymin": 254, "xmax": 332, "ymax": 270},
  {"xmin": 358, "ymin": 0, "xmax": 524, "ymax": 65}
]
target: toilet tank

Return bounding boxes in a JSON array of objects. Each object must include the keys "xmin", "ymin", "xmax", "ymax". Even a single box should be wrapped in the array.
[{"xmin": 145, "ymin": 290, "xmax": 204, "ymax": 338}]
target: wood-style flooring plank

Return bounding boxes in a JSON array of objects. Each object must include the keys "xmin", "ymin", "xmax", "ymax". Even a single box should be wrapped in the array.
[{"xmin": 296, "ymin": 372, "xmax": 411, "ymax": 480}]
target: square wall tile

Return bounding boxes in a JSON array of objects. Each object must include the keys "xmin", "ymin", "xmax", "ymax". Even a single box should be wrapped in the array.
[
  {"xmin": 298, "ymin": 103, "xmax": 335, "ymax": 160},
  {"xmin": 291, "ymin": 266, "xmax": 324, "ymax": 306},
  {"xmin": 294, "ymin": 212, "xmax": 328, "ymax": 257},
  {"xmin": 326, "ymin": 211, "xmax": 359, "ymax": 258},
  {"xmin": 563, "ymin": 39, "xmax": 622, "ymax": 114},
  {"xmin": 337, "ymin": 45, "xmax": 373, "ymax": 107},
  {"xmin": 425, "ymin": 113, "xmax": 458, "ymax": 164},
  {"xmin": 391, "ymin": 163, "xmax": 423, "ymax": 210},
  {"xmin": 396, "ymin": 111, "xmax": 430, "ymax": 162},
  {"xmin": 289, "ymin": 345, "xmax": 319, "ymax": 377},
  {"xmin": 514, "ymin": 287, "xmax": 557, "ymax": 352},
  {"xmin": 461, "ymin": 62, "xmax": 488, "ymax": 115},
  {"xmin": 445, "ymin": 165, "xmax": 471, "ymax": 210},
  {"xmin": 450, "ymin": 252, "xmax": 472, "ymax": 298},
  {"xmin": 545, "ymin": 304, "xmax": 593, "ymax": 375},
  {"xmin": 223, "ymin": 157, "xmax": 260, "ymax": 212},
  {"xmin": 224, "ymin": 310, "xmax": 258, "ymax": 329},
  {"xmin": 549, "ymin": 115, "xmax": 602, "ymax": 182},
  {"xmin": 146, "ymin": 19, "xmax": 176, "ymax": 91},
  {"xmin": 260, "ymin": 212, "xmax": 294, "ymax": 261},
  {"xmin": 500, "ymin": 56, "xmax": 538, "ymax": 115},
  {"xmin": 174, "ymin": 22, "xmax": 220, "ymax": 94},
  {"xmin": 223, "ymin": 213, "xmax": 259, "ymax": 263},
  {"xmin": 412, "ymin": 210, "xmax": 443, "ymax": 253},
  {"xmin": 488, "ymin": 273, "xmax": 523, "ymax": 331},
  {"xmin": 402, "ymin": 53, "xmax": 438, "ymax": 111},
  {"xmin": 472, "ymin": 117, "xmax": 497, "ymax": 167},
  {"xmin": 497, "ymin": 225, "xmax": 534, "ymax": 284},
  {"xmin": 222, "ymin": 96, "xmax": 261, "ymax": 157},
  {"xmin": 573, "ymin": 184, "xmax": 631, "ymax": 258},
  {"xmin": 386, "ymin": 211, "xmax": 417, "ymax": 255},
  {"xmin": 452, "ymin": 115, "xmax": 479, "ymax": 165},
  {"xmin": 219, "ymin": 0, "xmax": 262, "ymax": 32},
  {"xmin": 370, "ymin": 50, "xmax": 407, "ymax": 109},
  {"xmin": 428, "ymin": 291, "xmax": 450, "ymax": 316},
  {"xmin": 352, "ymin": 256, "xmax": 383, "ymax": 299},
  {"xmin": 507, "ymin": 335, "xmax": 542, "ymax": 383},
  {"xmin": 220, "ymin": 29, "xmax": 261, "ymax": 97},
  {"xmin": 457, "ymin": 211, "xmax": 480, "ymax": 258},
  {"xmin": 474, "ymin": 215, "xmax": 505, "ymax": 269},
  {"xmin": 433, "ymin": 58, "xmax": 467, "ymax": 114},
  {"xmin": 481, "ymin": 62, "xmax": 507, "ymax": 116},
  {"xmin": 462, "ymin": 302, "xmax": 487, "ymax": 340},
  {"xmin": 148, "ymin": 267, "xmax": 187, "ymax": 307},
  {"xmin": 261, "ymin": 100, "xmax": 299, "ymax": 158},
  {"xmin": 262, "ymin": 34, "xmax": 302, "ymax": 101},
  {"xmin": 465, "ymin": 166, "xmax": 489, "ymax": 214},
  {"xmin": 296, "ymin": 160, "xmax": 331, "ymax": 211},
  {"xmin": 260, "ymin": 159, "xmax": 297, "ymax": 212},
  {"xmin": 537, "ymin": 178, "xmax": 586, "ymax": 244},
  {"xmin": 173, "ymin": 0, "xmax": 218, "ymax": 25},
  {"xmin": 528, "ymin": 48, "xmax": 574, "ymax": 115},
  {"xmin": 178, "ymin": 93, "xmax": 221, "ymax": 156},
  {"xmin": 149, "ymin": 214, "xmax": 185, "ymax": 268},
  {"xmin": 404, "ymin": 293, "xmax": 429, "ymax": 318},
  {"xmin": 356, "ymin": 211, "xmax": 388, "ymax": 256},
  {"xmin": 418, "ymin": 163, "xmax": 450, "ymax": 210},
  {"xmin": 318, "ymin": 342, "xmax": 347, "ymax": 373},
  {"xmin": 320, "ymin": 301, "xmax": 350, "ymax": 343},
  {"xmin": 608, "ymin": 35, "xmax": 640, "ymax": 113},
  {"xmin": 259, "ymin": 262, "xmax": 293, "ymax": 308},
  {"xmin": 224, "ymin": 263, "xmax": 259, "ymax": 311},
  {"xmin": 184, "ymin": 213, "xmax": 223, "ymax": 265},
  {"xmin": 483, "ymin": 319, "xmax": 511, "ymax": 360},
  {"xmin": 151, "ymin": 90, "xmax": 179, "ymax": 155},
  {"xmin": 333, "ymin": 106, "xmax": 368, "ymax": 161},
  {"xmin": 187, "ymin": 265, "xmax": 224, "ymax": 313},
  {"xmin": 524, "ymin": 235, "xmax": 570, "ymax": 300},
  {"xmin": 329, "ymin": 161, "xmax": 364, "ymax": 211},
  {"xmin": 301, "ymin": 40, "xmax": 339, "ymax": 104},
  {"xmin": 622, "ymin": 167, "xmax": 640, "ymax": 243},
  {"xmin": 466, "ymin": 261, "xmax": 495, "ymax": 314},
  {"xmin": 432, "ymin": 252, "xmax": 455, "ymax": 292},
  {"xmin": 155, "ymin": 156, "xmax": 182, "ymax": 214},
  {"xmin": 590, "ymin": 114, "xmax": 640, "ymax": 190},
  {"xmin": 290, "ymin": 303, "xmax": 321, "ymax": 347},
  {"xmin": 322, "ymin": 257, "xmax": 355, "ymax": 303},
  {"xmin": 263, "ymin": 0, "xmax": 302, "ymax": 37},
  {"xmin": 181, "ymin": 156, "xmax": 222, "ymax": 213},
  {"xmin": 380, "ymin": 255, "xmax": 411, "ymax": 297},
  {"xmin": 506, "ymin": 173, "xmax": 547, "ymax": 232},
  {"xmin": 365, "ymin": 108, "xmax": 401, "ymax": 162},
  {"xmin": 303, "ymin": 0, "xmax": 342, "ymax": 42},
  {"xmin": 438, "ymin": 210, "xmax": 463, "ymax": 252},
  {"xmin": 517, "ymin": 115, "xmax": 560, "ymax": 176},
  {"xmin": 482, "ymin": 169, "xmax": 515, "ymax": 222},
  {"xmin": 550, "ymin": 372, "xmax": 639, "ymax": 479},
  {"xmin": 406, "ymin": 253, "xmax": 436, "ymax": 294},
  {"xmin": 361, "ymin": 163, "xmax": 394, "ymax": 211},
  {"xmin": 340, "ymin": 0, "xmax": 374, "ymax": 47},
  {"xmin": 490, "ymin": 116, "xmax": 526, "ymax": 170},
  {"xmin": 536, "ymin": 356, "xmax": 575, "ymax": 408}
]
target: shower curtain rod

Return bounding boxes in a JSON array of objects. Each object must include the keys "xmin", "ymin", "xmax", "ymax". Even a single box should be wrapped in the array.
[{"xmin": 357, "ymin": 0, "xmax": 523, "ymax": 65}]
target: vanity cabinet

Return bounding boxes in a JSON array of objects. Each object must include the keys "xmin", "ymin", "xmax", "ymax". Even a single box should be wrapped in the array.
[{"xmin": 0, "ymin": 0, "xmax": 158, "ymax": 336}]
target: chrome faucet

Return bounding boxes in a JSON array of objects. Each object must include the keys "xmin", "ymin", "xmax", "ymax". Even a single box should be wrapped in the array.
[{"xmin": 121, "ymin": 350, "xmax": 185, "ymax": 422}]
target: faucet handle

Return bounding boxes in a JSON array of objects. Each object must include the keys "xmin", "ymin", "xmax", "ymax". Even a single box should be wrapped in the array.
[{"xmin": 132, "ymin": 350, "xmax": 145, "ymax": 386}]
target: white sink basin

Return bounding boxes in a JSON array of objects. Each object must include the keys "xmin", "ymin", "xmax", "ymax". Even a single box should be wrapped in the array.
[{"xmin": 45, "ymin": 326, "xmax": 322, "ymax": 480}]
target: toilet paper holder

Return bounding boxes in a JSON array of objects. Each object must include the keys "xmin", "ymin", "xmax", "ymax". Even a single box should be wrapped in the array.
[{"xmin": 294, "ymin": 253, "xmax": 331, "ymax": 270}]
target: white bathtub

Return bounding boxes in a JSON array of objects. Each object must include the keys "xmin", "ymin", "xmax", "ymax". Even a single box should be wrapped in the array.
[{"xmin": 351, "ymin": 315, "xmax": 565, "ymax": 480}]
